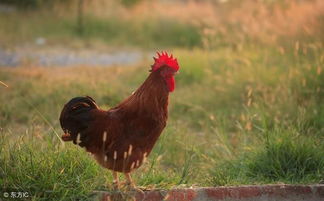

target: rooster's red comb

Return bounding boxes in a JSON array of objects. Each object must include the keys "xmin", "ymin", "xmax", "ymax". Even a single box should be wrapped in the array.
[{"xmin": 151, "ymin": 51, "xmax": 179, "ymax": 72}]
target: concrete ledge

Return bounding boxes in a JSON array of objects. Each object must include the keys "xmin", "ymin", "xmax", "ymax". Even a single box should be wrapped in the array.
[{"xmin": 97, "ymin": 184, "xmax": 324, "ymax": 201}]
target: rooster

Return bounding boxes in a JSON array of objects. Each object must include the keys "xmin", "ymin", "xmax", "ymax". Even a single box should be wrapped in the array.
[{"xmin": 59, "ymin": 52, "xmax": 179, "ymax": 190}]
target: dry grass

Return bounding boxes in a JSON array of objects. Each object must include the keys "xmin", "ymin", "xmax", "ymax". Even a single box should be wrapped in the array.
[
  {"xmin": 0, "ymin": 1, "xmax": 323, "ymax": 200},
  {"xmin": 84, "ymin": 0, "xmax": 324, "ymax": 43},
  {"xmin": 1, "ymin": 44, "xmax": 323, "ymax": 199},
  {"xmin": 1, "ymin": 0, "xmax": 323, "ymax": 48}
]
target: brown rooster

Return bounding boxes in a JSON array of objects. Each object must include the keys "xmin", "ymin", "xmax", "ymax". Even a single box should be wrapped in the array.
[{"xmin": 59, "ymin": 52, "xmax": 179, "ymax": 189}]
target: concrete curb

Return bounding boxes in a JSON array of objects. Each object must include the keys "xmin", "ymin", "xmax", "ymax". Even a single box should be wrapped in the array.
[{"xmin": 96, "ymin": 184, "xmax": 324, "ymax": 201}]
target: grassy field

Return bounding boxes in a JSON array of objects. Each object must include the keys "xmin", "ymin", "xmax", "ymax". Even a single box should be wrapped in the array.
[
  {"xmin": 1, "ymin": 45, "xmax": 323, "ymax": 199},
  {"xmin": 0, "ymin": 0, "xmax": 324, "ymax": 200}
]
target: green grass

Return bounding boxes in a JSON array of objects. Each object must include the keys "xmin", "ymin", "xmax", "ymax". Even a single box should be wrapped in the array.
[
  {"xmin": 209, "ymin": 128, "xmax": 324, "ymax": 186},
  {"xmin": 0, "ymin": 11, "xmax": 201, "ymax": 48},
  {"xmin": 0, "ymin": 42, "xmax": 323, "ymax": 200},
  {"xmin": 0, "ymin": 133, "xmax": 105, "ymax": 200},
  {"xmin": 0, "ymin": 1, "xmax": 324, "ymax": 200}
]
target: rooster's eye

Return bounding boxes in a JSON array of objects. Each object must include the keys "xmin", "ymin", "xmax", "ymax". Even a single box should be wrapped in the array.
[{"xmin": 72, "ymin": 103, "xmax": 90, "ymax": 110}]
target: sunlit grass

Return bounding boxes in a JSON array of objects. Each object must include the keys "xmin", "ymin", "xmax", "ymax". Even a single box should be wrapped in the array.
[
  {"xmin": 0, "ymin": 11, "xmax": 201, "ymax": 48},
  {"xmin": 0, "ymin": 0, "xmax": 323, "ymax": 200},
  {"xmin": 1, "ymin": 0, "xmax": 323, "ymax": 49},
  {"xmin": 1, "ymin": 42, "xmax": 323, "ymax": 200}
]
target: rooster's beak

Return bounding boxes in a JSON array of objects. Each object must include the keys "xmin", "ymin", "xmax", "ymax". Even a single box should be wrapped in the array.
[{"xmin": 61, "ymin": 133, "xmax": 72, "ymax": 141}]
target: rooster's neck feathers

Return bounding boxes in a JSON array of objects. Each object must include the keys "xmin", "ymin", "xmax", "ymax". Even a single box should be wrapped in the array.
[{"xmin": 116, "ymin": 70, "xmax": 169, "ymax": 118}]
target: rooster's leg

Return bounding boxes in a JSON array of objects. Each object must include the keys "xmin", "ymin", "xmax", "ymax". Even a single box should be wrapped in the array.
[
  {"xmin": 112, "ymin": 171, "xmax": 119, "ymax": 189},
  {"xmin": 124, "ymin": 173, "xmax": 144, "ymax": 195},
  {"xmin": 124, "ymin": 173, "xmax": 135, "ymax": 188}
]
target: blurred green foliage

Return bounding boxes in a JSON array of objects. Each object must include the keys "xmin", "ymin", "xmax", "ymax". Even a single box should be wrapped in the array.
[
  {"xmin": 0, "ymin": 13, "xmax": 201, "ymax": 48},
  {"xmin": 0, "ymin": 0, "xmax": 71, "ymax": 8},
  {"xmin": 80, "ymin": 17, "xmax": 201, "ymax": 48},
  {"xmin": 1, "ymin": 0, "xmax": 144, "ymax": 8},
  {"xmin": 120, "ymin": 0, "xmax": 144, "ymax": 7}
]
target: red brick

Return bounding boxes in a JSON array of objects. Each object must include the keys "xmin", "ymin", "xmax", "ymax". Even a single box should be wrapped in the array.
[
  {"xmin": 94, "ymin": 184, "xmax": 324, "ymax": 201},
  {"xmin": 237, "ymin": 186, "xmax": 262, "ymax": 198},
  {"xmin": 141, "ymin": 190, "xmax": 164, "ymax": 201},
  {"xmin": 317, "ymin": 185, "xmax": 324, "ymax": 197},
  {"xmin": 205, "ymin": 188, "xmax": 231, "ymax": 199},
  {"xmin": 164, "ymin": 189, "xmax": 197, "ymax": 201}
]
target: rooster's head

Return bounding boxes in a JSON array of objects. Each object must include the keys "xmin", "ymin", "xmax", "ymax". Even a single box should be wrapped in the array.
[{"xmin": 151, "ymin": 51, "xmax": 180, "ymax": 92}]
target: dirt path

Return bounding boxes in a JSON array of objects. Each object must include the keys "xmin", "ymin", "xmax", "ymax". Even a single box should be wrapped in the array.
[{"xmin": 0, "ymin": 46, "xmax": 145, "ymax": 67}]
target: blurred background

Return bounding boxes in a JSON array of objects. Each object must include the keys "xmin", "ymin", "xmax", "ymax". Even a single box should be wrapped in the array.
[
  {"xmin": 0, "ymin": 0, "xmax": 323, "ymax": 66},
  {"xmin": 0, "ymin": 0, "xmax": 323, "ymax": 200}
]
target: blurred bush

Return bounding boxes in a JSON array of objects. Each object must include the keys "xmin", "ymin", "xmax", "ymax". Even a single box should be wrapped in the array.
[
  {"xmin": 1, "ymin": 0, "xmax": 144, "ymax": 8},
  {"xmin": 120, "ymin": 0, "xmax": 144, "ymax": 7},
  {"xmin": 0, "ymin": 0, "xmax": 71, "ymax": 8}
]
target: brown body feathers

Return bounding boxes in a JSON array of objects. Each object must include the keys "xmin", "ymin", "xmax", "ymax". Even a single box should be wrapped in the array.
[{"xmin": 60, "ymin": 67, "xmax": 171, "ymax": 173}]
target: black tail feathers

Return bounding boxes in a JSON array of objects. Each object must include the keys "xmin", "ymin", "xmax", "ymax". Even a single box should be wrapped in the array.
[{"xmin": 59, "ymin": 96, "xmax": 98, "ymax": 146}]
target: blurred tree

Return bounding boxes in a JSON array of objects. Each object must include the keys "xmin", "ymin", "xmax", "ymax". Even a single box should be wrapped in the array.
[
  {"xmin": 0, "ymin": 0, "xmax": 43, "ymax": 8},
  {"xmin": 120, "ymin": 0, "xmax": 144, "ymax": 7},
  {"xmin": 77, "ymin": 0, "xmax": 84, "ymax": 35},
  {"xmin": 0, "ymin": 0, "xmax": 72, "ymax": 8}
]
